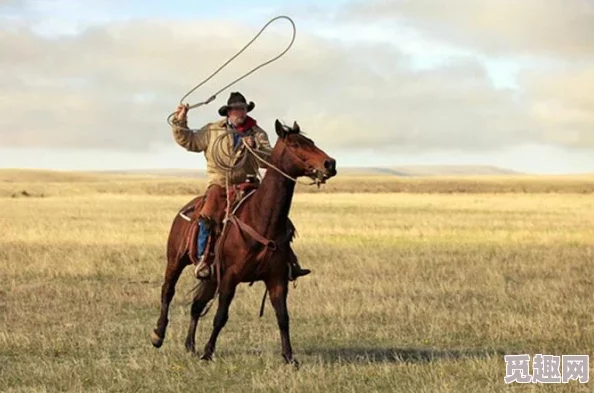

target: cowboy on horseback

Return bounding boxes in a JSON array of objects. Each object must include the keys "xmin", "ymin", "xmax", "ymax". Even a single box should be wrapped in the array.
[{"xmin": 171, "ymin": 91, "xmax": 311, "ymax": 280}]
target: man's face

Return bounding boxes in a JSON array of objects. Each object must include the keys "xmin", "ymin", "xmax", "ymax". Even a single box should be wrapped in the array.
[{"xmin": 228, "ymin": 107, "xmax": 247, "ymax": 126}]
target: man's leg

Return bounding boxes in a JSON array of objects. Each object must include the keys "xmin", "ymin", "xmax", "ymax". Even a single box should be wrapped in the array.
[
  {"xmin": 194, "ymin": 184, "xmax": 227, "ymax": 279},
  {"xmin": 194, "ymin": 218, "xmax": 212, "ymax": 279},
  {"xmin": 197, "ymin": 219, "xmax": 209, "ymax": 257}
]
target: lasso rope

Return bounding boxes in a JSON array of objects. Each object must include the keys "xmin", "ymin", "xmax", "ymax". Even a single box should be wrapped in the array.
[
  {"xmin": 166, "ymin": 15, "xmax": 297, "ymax": 131},
  {"xmin": 210, "ymin": 131, "xmax": 249, "ymax": 172},
  {"xmin": 166, "ymin": 15, "xmax": 315, "ymax": 184}
]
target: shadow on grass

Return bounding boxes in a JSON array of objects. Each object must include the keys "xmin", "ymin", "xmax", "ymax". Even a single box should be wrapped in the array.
[{"xmin": 301, "ymin": 346, "xmax": 505, "ymax": 364}]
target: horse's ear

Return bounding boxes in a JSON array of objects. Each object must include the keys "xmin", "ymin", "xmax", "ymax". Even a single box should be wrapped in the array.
[
  {"xmin": 275, "ymin": 119, "xmax": 287, "ymax": 138},
  {"xmin": 292, "ymin": 121, "xmax": 300, "ymax": 133}
]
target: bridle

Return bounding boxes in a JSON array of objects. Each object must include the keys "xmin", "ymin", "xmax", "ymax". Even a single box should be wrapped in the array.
[{"xmin": 241, "ymin": 130, "xmax": 327, "ymax": 187}]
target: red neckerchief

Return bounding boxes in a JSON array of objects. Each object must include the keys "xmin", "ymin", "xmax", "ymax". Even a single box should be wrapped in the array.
[{"xmin": 233, "ymin": 116, "xmax": 257, "ymax": 134}]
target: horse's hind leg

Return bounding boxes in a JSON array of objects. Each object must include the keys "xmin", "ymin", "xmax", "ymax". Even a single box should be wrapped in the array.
[
  {"xmin": 184, "ymin": 280, "xmax": 217, "ymax": 353},
  {"xmin": 151, "ymin": 254, "xmax": 190, "ymax": 348},
  {"xmin": 200, "ymin": 279, "xmax": 237, "ymax": 361}
]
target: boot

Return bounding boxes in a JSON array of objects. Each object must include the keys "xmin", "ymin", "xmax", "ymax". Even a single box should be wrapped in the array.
[
  {"xmin": 289, "ymin": 259, "xmax": 311, "ymax": 281},
  {"xmin": 194, "ymin": 255, "xmax": 213, "ymax": 280}
]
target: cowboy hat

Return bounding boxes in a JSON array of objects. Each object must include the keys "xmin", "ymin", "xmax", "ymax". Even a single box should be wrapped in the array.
[{"xmin": 218, "ymin": 92, "xmax": 255, "ymax": 117}]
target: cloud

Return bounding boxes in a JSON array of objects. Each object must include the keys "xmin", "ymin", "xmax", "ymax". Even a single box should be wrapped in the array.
[
  {"xmin": 523, "ymin": 65, "xmax": 594, "ymax": 149},
  {"xmin": 0, "ymin": 14, "xmax": 590, "ymax": 153},
  {"xmin": 345, "ymin": 0, "xmax": 594, "ymax": 59}
]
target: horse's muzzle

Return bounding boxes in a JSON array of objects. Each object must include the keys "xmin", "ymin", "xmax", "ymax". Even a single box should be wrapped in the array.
[{"xmin": 323, "ymin": 158, "xmax": 337, "ymax": 179}]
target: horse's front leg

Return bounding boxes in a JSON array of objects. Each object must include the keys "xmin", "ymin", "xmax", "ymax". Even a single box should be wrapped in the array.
[
  {"xmin": 151, "ymin": 254, "xmax": 189, "ymax": 348},
  {"xmin": 266, "ymin": 277, "xmax": 297, "ymax": 366}
]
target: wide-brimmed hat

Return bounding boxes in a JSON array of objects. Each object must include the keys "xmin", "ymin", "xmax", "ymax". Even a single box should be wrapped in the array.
[{"xmin": 218, "ymin": 92, "xmax": 255, "ymax": 117}]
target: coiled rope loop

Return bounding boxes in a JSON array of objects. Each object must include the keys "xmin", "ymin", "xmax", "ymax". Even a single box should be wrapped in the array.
[{"xmin": 166, "ymin": 15, "xmax": 297, "ymax": 132}]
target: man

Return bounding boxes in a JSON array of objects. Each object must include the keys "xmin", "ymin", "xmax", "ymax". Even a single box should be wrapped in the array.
[{"xmin": 171, "ymin": 91, "xmax": 310, "ymax": 280}]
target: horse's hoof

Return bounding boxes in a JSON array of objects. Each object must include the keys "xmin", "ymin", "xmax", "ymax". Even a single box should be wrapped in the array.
[
  {"xmin": 200, "ymin": 352, "xmax": 213, "ymax": 361},
  {"xmin": 185, "ymin": 342, "xmax": 195, "ymax": 353},
  {"xmin": 284, "ymin": 356, "xmax": 300, "ymax": 369},
  {"xmin": 150, "ymin": 330, "xmax": 164, "ymax": 348}
]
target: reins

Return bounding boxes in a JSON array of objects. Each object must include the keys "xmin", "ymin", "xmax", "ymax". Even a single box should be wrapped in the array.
[{"xmin": 241, "ymin": 137, "xmax": 324, "ymax": 187}]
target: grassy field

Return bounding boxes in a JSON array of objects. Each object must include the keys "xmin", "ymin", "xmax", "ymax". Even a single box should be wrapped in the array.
[{"xmin": 1, "ymin": 173, "xmax": 593, "ymax": 392}]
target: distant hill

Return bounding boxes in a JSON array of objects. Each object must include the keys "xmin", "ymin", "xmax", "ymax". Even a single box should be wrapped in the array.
[
  {"xmin": 2, "ymin": 168, "xmax": 594, "ymax": 197},
  {"xmin": 389, "ymin": 165, "xmax": 521, "ymax": 176},
  {"xmin": 99, "ymin": 165, "xmax": 521, "ymax": 178},
  {"xmin": 100, "ymin": 168, "xmax": 208, "ymax": 179},
  {"xmin": 0, "ymin": 166, "xmax": 522, "ymax": 184},
  {"xmin": 0, "ymin": 168, "xmax": 120, "ymax": 183}
]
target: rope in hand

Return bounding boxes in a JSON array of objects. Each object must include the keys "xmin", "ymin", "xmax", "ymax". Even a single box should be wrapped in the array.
[{"xmin": 167, "ymin": 15, "xmax": 297, "ymax": 132}]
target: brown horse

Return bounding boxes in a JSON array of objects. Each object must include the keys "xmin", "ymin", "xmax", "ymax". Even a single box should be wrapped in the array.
[{"xmin": 151, "ymin": 119, "xmax": 337, "ymax": 364}]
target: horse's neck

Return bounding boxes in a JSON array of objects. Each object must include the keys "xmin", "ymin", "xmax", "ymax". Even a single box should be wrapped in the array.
[
  {"xmin": 245, "ymin": 154, "xmax": 296, "ymax": 237},
  {"xmin": 253, "ymin": 169, "xmax": 295, "ymax": 236}
]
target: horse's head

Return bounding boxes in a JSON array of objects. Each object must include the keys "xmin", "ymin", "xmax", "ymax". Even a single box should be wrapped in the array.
[{"xmin": 273, "ymin": 119, "xmax": 337, "ymax": 184}]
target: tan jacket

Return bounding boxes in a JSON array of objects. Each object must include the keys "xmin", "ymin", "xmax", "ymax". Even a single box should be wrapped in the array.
[{"xmin": 171, "ymin": 117, "xmax": 273, "ymax": 187}]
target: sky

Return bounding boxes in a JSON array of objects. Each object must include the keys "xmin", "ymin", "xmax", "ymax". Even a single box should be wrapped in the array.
[{"xmin": 1, "ymin": 0, "xmax": 593, "ymax": 174}]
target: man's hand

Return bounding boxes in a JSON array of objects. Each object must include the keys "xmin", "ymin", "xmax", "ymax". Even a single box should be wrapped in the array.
[
  {"xmin": 244, "ymin": 135, "xmax": 256, "ymax": 148},
  {"xmin": 175, "ymin": 104, "xmax": 189, "ymax": 122}
]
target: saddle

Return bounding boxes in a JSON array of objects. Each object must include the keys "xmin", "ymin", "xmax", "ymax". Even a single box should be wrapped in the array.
[
  {"xmin": 183, "ymin": 197, "xmax": 205, "ymax": 266},
  {"xmin": 181, "ymin": 180, "xmax": 260, "ymax": 266},
  {"xmin": 227, "ymin": 181, "xmax": 260, "ymax": 209}
]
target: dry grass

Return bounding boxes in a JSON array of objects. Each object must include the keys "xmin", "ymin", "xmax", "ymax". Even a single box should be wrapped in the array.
[{"xmin": 1, "ymin": 178, "xmax": 593, "ymax": 392}]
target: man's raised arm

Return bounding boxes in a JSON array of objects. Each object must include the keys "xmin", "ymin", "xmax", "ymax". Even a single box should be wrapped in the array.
[{"xmin": 171, "ymin": 104, "xmax": 209, "ymax": 152}]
